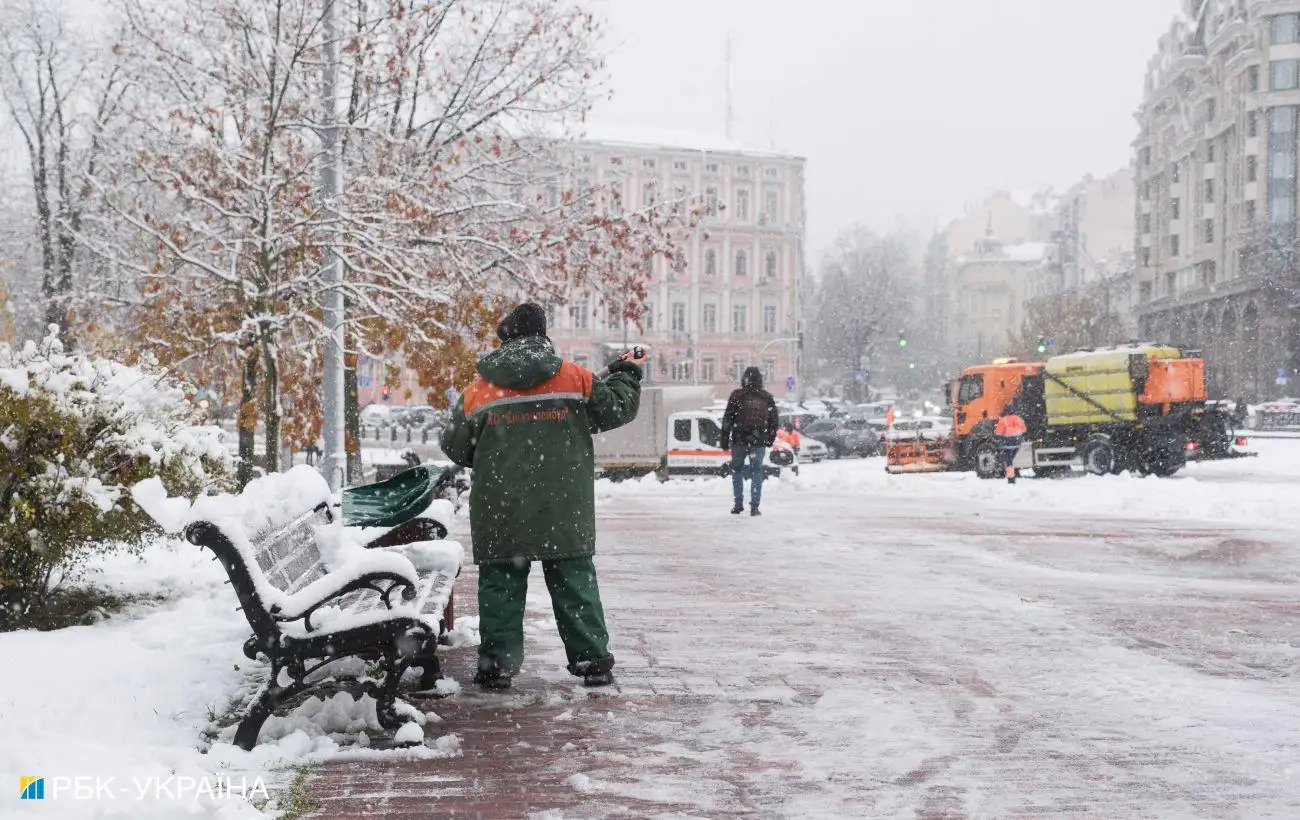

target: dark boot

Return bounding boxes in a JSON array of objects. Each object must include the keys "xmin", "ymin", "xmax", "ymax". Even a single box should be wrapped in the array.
[
  {"xmin": 473, "ymin": 657, "xmax": 512, "ymax": 690},
  {"xmin": 583, "ymin": 670, "xmax": 616, "ymax": 687},
  {"xmin": 731, "ymin": 502, "xmax": 744, "ymax": 515},
  {"xmin": 750, "ymin": 505, "xmax": 761, "ymax": 516}
]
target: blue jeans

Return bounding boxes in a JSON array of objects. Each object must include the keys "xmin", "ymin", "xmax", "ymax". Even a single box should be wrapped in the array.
[{"xmin": 730, "ymin": 444, "xmax": 767, "ymax": 506}]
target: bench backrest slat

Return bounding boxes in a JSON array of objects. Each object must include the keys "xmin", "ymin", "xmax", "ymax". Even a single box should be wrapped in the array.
[{"xmin": 250, "ymin": 505, "xmax": 333, "ymax": 596}]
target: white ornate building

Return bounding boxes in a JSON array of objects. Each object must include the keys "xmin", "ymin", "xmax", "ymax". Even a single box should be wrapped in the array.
[{"xmin": 1134, "ymin": 0, "xmax": 1300, "ymax": 399}]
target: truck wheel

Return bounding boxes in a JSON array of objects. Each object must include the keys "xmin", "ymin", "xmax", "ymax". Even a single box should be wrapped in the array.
[
  {"xmin": 1082, "ymin": 437, "xmax": 1116, "ymax": 476},
  {"xmin": 1144, "ymin": 443, "xmax": 1186, "ymax": 478},
  {"xmin": 974, "ymin": 443, "xmax": 1001, "ymax": 479}
]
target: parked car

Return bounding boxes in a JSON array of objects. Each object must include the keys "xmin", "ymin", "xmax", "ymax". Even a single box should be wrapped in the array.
[
  {"xmin": 798, "ymin": 437, "xmax": 830, "ymax": 463},
  {"xmin": 800, "ymin": 417, "xmax": 881, "ymax": 458},
  {"xmin": 360, "ymin": 404, "xmax": 395, "ymax": 427}
]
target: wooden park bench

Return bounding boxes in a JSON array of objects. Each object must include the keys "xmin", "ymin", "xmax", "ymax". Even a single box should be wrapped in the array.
[{"xmin": 186, "ymin": 478, "xmax": 463, "ymax": 750}]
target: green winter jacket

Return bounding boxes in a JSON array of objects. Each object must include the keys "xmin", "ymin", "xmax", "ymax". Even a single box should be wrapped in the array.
[{"xmin": 439, "ymin": 336, "xmax": 641, "ymax": 563}]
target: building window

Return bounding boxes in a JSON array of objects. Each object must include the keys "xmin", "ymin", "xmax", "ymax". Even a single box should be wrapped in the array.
[
  {"xmin": 1206, "ymin": 99, "xmax": 1216, "ymax": 122},
  {"xmin": 1141, "ymin": 146, "xmax": 1151, "ymax": 167},
  {"xmin": 1206, "ymin": 179, "xmax": 1215, "ymax": 200},
  {"xmin": 764, "ymin": 188, "xmax": 779, "ymax": 222},
  {"xmin": 570, "ymin": 299, "xmax": 590, "ymax": 330},
  {"xmin": 643, "ymin": 158, "xmax": 656, "ymax": 169},
  {"xmin": 764, "ymin": 167, "xmax": 778, "ymax": 178},
  {"xmin": 1201, "ymin": 261, "xmax": 1217, "ymax": 287},
  {"xmin": 1141, "ymin": 247, "xmax": 1152, "ymax": 267},
  {"xmin": 670, "ymin": 302, "xmax": 686, "ymax": 333},
  {"xmin": 763, "ymin": 305, "xmax": 777, "ymax": 334},
  {"xmin": 705, "ymin": 187, "xmax": 719, "ymax": 215},
  {"xmin": 1164, "ymin": 271, "xmax": 1176, "ymax": 296},
  {"xmin": 1247, "ymin": 199, "xmax": 1257, "ymax": 223},
  {"xmin": 1205, "ymin": 219, "xmax": 1215, "ymax": 244},
  {"xmin": 732, "ymin": 303, "xmax": 748, "ymax": 334},
  {"xmin": 1249, "ymin": 65, "xmax": 1261, "ymax": 92},
  {"xmin": 1142, "ymin": 180, "xmax": 1152, "ymax": 201},
  {"xmin": 701, "ymin": 357, "xmax": 716, "ymax": 382},
  {"xmin": 1271, "ymin": 193, "xmax": 1295, "ymax": 225},
  {"xmin": 1206, "ymin": 141, "xmax": 1215, "ymax": 162},
  {"xmin": 1272, "ymin": 60, "xmax": 1300, "ymax": 91},
  {"xmin": 1249, "ymin": 111, "xmax": 1259, "ymax": 138},
  {"xmin": 673, "ymin": 159, "xmax": 688, "ymax": 172},
  {"xmin": 642, "ymin": 302, "xmax": 654, "ymax": 331},
  {"xmin": 705, "ymin": 162, "xmax": 720, "ymax": 174},
  {"xmin": 673, "ymin": 184, "xmax": 687, "ymax": 202},
  {"xmin": 1140, "ymin": 281, "xmax": 1152, "ymax": 302},
  {"xmin": 735, "ymin": 249, "xmax": 748, "ymax": 276},
  {"xmin": 670, "ymin": 362, "xmax": 690, "ymax": 382},
  {"xmin": 737, "ymin": 165, "xmax": 751, "ymax": 177},
  {"xmin": 735, "ymin": 188, "xmax": 750, "ymax": 221},
  {"xmin": 1274, "ymin": 13, "xmax": 1300, "ymax": 45},
  {"xmin": 643, "ymin": 181, "xmax": 656, "ymax": 207},
  {"xmin": 1171, "ymin": 235, "xmax": 1181, "ymax": 256},
  {"xmin": 1172, "ymin": 162, "xmax": 1181, "ymax": 183},
  {"xmin": 1248, "ymin": 155, "xmax": 1258, "ymax": 182},
  {"xmin": 702, "ymin": 303, "xmax": 717, "ymax": 333},
  {"xmin": 705, "ymin": 248, "xmax": 718, "ymax": 276},
  {"xmin": 764, "ymin": 250, "xmax": 778, "ymax": 279},
  {"xmin": 1141, "ymin": 213, "xmax": 1152, "ymax": 234},
  {"xmin": 610, "ymin": 156, "xmax": 623, "ymax": 166},
  {"xmin": 1172, "ymin": 198, "xmax": 1181, "ymax": 219},
  {"xmin": 607, "ymin": 305, "xmax": 622, "ymax": 329},
  {"xmin": 729, "ymin": 355, "xmax": 746, "ymax": 380},
  {"xmin": 762, "ymin": 358, "xmax": 776, "ymax": 386}
]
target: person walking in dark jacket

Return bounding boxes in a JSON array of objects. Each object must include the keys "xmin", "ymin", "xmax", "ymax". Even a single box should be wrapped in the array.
[
  {"xmin": 720, "ymin": 366, "xmax": 779, "ymax": 516},
  {"xmin": 440, "ymin": 303, "xmax": 644, "ymax": 689}
]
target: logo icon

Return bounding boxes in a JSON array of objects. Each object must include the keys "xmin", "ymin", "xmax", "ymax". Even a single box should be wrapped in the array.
[{"xmin": 19, "ymin": 776, "xmax": 44, "ymax": 800}]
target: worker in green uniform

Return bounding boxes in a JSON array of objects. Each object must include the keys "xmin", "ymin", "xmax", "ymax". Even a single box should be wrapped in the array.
[{"xmin": 441, "ymin": 303, "xmax": 644, "ymax": 689}]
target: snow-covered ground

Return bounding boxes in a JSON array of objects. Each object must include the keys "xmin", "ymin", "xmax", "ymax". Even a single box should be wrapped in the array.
[
  {"xmin": 537, "ymin": 439, "xmax": 1300, "ymax": 816},
  {"xmin": 9, "ymin": 441, "xmax": 1300, "ymax": 818}
]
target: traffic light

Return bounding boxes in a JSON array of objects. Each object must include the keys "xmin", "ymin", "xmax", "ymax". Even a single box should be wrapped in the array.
[
  {"xmin": 797, "ymin": 331, "xmax": 804, "ymax": 350},
  {"xmin": 908, "ymin": 361, "xmax": 916, "ymax": 370},
  {"xmin": 1036, "ymin": 338, "xmax": 1048, "ymax": 355},
  {"xmin": 898, "ymin": 330, "xmax": 907, "ymax": 348}
]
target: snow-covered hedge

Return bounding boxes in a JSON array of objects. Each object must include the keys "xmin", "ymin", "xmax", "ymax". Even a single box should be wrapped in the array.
[{"xmin": 0, "ymin": 332, "xmax": 232, "ymax": 624}]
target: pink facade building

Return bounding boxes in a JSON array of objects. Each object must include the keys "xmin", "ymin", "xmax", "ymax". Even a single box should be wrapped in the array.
[
  {"xmin": 547, "ymin": 127, "xmax": 807, "ymax": 402},
  {"xmin": 357, "ymin": 128, "xmax": 807, "ymax": 407}
]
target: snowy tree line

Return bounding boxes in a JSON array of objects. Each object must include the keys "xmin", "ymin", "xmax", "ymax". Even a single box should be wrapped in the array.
[{"xmin": 0, "ymin": 0, "xmax": 696, "ymax": 485}]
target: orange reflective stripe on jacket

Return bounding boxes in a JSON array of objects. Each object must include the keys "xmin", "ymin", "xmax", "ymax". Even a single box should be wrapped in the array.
[
  {"xmin": 462, "ymin": 361, "xmax": 594, "ymax": 416},
  {"xmin": 995, "ymin": 414, "xmax": 1027, "ymax": 437}
]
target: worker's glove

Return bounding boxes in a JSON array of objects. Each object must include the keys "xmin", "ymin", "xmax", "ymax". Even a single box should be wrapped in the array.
[{"xmin": 607, "ymin": 360, "xmax": 643, "ymax": 381}]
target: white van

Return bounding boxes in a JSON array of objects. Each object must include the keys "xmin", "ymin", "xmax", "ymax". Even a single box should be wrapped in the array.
[{"xmin": 664, "ymin": 411, "xmax": 791, "ymax": 477}]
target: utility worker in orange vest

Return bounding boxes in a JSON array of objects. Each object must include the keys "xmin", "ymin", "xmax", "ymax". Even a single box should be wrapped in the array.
[
  {"xmin": 994, "ymin": 404, "xmax": 1028, "ymax": 484},
  {"xmin": 776, "ymin": 421, "xmax": 802, "ymax": 475}
]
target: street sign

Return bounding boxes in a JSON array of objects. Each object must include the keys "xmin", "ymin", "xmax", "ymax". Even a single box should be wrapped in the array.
[
  {"xmin": 785, "ymin": 376, "xmax": 795, "ymax": 391},
  {"xmin": 854, "ymin": 371, "xmax": 865, "ymax": 382},
  {"xmin": 358, "ymin": 377, "xmax": 371, "ymax": 388},
  {"xmin": 445, "ymin": 387, "xmax": 460, "ymax": 403},
  {"xmin": 1278, "ymin": 368, "xmax": 1288, "ymax": 387}
]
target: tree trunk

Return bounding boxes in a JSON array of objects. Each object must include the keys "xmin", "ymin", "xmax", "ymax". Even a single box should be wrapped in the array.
[
  {"xmin": 237, "ymin": 345, "xmax": 260, "ymax": 488},
  {"xmin": 261, "ymin": 336, "xmax": 281, "ymax": 474},
  {"xmin": 344, "ymin": 340, "xmax": 362, "ymax": 485}
]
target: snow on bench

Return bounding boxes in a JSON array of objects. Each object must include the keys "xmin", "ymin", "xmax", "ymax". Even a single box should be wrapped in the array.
[{"xmin": 135, "ymin": 466, "xmax": 463, "ymax": 750}]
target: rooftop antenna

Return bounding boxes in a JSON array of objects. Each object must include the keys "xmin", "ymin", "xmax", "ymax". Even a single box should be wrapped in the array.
[{"xmin": 725, "ymin": 32, "xmax": 734, "ymax": 140}]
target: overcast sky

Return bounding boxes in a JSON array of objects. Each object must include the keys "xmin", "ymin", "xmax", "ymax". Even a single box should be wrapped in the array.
[{"xmin": 590, "ymin": 0, "xmax": 1179, "ymax": 256}]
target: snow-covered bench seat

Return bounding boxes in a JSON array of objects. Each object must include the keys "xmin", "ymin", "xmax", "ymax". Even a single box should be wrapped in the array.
[{"xmin": 176, "ymin": 470, "xmax": 463, "ymax": 750}]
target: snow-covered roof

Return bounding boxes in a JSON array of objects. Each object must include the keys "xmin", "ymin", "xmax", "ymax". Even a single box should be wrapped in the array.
[
  {"xmin": 574, "ymin": 122, "xmax": 802, "ymax": 161},
  {"xmin": 1003, "ymin": 241, "xmax": 1052, "ymax": 262}
]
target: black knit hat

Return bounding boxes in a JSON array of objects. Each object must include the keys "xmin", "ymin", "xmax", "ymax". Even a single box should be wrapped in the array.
[{"xmin": 497, "ymin": 302, "xmax": 548, "ymax": 342}]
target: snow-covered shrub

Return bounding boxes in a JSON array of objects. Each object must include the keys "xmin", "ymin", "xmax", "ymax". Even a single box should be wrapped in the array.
[{"xmin": 0, "ymin": 331, "xmax": 232, "ymax": 625}]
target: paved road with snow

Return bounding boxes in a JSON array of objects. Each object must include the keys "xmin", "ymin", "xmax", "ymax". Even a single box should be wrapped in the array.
[{"xmin": 311, "ymin": 442, "xmax": 1300, "ymax": 818}]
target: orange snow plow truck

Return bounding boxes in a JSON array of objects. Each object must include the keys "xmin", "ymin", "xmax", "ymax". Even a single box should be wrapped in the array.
[{"xmin": 887, "ymin": 344, "xmax": 1217, "ymax": 478}]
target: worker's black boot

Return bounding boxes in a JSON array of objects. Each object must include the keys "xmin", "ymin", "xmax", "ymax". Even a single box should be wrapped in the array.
[{"xmin": 731, "ymin": 501, "xmax": 744, "ymax": 515}]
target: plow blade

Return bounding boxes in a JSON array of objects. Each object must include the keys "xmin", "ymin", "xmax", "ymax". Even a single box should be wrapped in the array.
[{"xmin": 885, "ymin": 436, "xmax": 955, "ymax": 474}]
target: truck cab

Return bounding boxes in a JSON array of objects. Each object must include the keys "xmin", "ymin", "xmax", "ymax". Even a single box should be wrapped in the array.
[{"xmin": 951, "ymin": 361, "xmax": 1044, "ymax": 437}]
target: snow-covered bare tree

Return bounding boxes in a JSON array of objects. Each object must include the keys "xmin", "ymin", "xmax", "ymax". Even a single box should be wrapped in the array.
[
  {"xmin": 809, "ymin": 226, "xmax": 914, "ymax": 401},
  {"xmin": 0, "ymin": 0, "xmax": 130, "ymax": 340},
  {"xmin": 87, "ymin": 0, "xmax": 694, "ymax": 485}
]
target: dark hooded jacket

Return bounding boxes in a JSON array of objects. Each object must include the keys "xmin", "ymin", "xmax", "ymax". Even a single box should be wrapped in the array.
[
  {"xmin": 439, "ymin": 335, "xmax": 640, "ymax": 563},
  {"xmin": 720, "ymin": 367, "xmax": 779, "ymax": 449}
]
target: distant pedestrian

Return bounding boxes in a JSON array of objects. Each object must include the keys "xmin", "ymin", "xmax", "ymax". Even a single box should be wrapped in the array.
[
  {"xmin": 720, "ymin": 366, "xmax": 779, "ymax": 515},
  {"xmin": 994, "ymin": 404, "xmax": 1028, "ymax": 484},
  {"xmin": 440, "ymin": 302, "xmax": 644, "ymax": 689},
  {"xmin": 776, "ymin": 421, "xmax": 802, "ymax": 476},
  {"xmin": 1234, "ymin": 397, "xmax": 1249, "ymax": 427}
]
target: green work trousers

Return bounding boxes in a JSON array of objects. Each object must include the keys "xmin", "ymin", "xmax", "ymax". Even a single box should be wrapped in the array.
[{"xmin": 477, "ymin": 556, "xmax": 611, "ymax": 677}]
